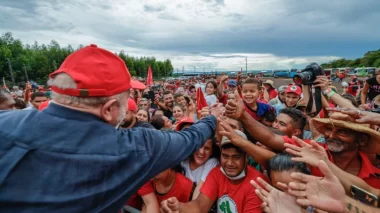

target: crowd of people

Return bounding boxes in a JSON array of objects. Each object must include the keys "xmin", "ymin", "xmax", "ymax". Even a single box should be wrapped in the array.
[{"xmin": 1, "ymin": 44, "xmax": 380, "ymax": 213}]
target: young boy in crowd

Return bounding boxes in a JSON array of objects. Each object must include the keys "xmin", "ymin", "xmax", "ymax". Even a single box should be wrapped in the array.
[{"xmin": 241, "ymin": 78, "xmax": 274, "ymax": 121}]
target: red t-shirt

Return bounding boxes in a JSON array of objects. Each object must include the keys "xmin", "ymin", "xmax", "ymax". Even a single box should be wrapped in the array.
[
  {"xmin": 244, "ymin": 103, "xmax": 261, "ymax": 121},
  {"xmin": 267, "ymin": 88, "xmax": 278, "ymax": 100},
  {"xmin": 283, "ymin": 136, "xmax": 380, "ymax": 189},
  {"xmin": 201, "ymin": 166, "xmax": 267, "ymax": 213},
  {"xmin": 126, "ymin": 181, "xmax": 155, "ymax": 210},
  {"xmin": 155, "ymin": 172, "xmax": 194, "ymax": 204},
  {"xmin": 219, "ymin": 94, "xmax": 228, "ymax": 105}
]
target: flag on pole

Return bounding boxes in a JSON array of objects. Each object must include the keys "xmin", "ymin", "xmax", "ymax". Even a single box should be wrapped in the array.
[
  {"xmin": 196, "ymin": 87, "xmax": 208, "ymax": 111},
  {"xmin": 146, "ymin": 66, "xmax": 153, "ymax": 87}
]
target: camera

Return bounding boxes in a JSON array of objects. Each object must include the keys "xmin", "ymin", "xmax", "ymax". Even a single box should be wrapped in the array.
[{"xmin": 293, "ymin": 63, "xmax": 325, "ymax": 86}]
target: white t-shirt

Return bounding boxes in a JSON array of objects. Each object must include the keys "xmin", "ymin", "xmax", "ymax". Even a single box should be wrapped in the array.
[
  {"xmin": 205, "ymin": 94, "xmax": 217, "ymax": 107},
  {"xmin": 181, "ymin": 158, "xmax": 219, "ymax": 183}
]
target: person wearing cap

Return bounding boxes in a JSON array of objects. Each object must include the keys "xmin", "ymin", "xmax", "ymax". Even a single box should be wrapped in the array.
[
  {"xmin": 160, "ymin": 130, "xmax": 268, "ymax": 213},
  {"xmin": 217, "ymin": 75, "xmax": 238, "ymax": 105},
  {"xmin": 263, "ymin": 80, "xmax": 278, "ymax": 100},
  {"xmin": 268, "ymin": 85, "xmax": 287, "ymax": 106},
  {"xmin": 285, "ymin": 112, "xmax": 380, "ymax": 190},
  {"xmin": 273, "ymin": 84, "xmax": 302, "ymax": 115},
  {"xmin": 175, "ymin": 116, "xmax": 194, "ymax": 131},
  {"xmin": 0, "ymin": 44, "xmax": 224, "ymax": 213}
]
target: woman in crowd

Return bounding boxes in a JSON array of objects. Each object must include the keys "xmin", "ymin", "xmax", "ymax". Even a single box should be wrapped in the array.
[
  {"xmin": 172, "ymin": 104, "xmax": 186, "ymax": 129},
  {"xmin": 181, "ymin": 137, "xmax": 220, "ymax": 199},
  {"xmin": 136, "ymin": 108, "xmax": 150, "ymax": 122}
]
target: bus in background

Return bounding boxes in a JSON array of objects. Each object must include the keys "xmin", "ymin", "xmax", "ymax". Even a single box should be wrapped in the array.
[{"xmin": 289, "ymin": 69, "xmax": 298, "ymax": 78}]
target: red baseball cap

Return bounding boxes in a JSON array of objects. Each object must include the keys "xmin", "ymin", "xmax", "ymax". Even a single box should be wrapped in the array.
[
  {"xmin": 285, "ymin": 85, "xmax": 302, "ymax": 96},
  {"xmin": 128, "ymin": 98, "xmax": 137, "ymax": 112},
  {"xmin": 49, "ymin": 44, "xmax": 131, "ymax": 97},
  {"xmin": 38, "ymin": 100, "xmax": 49, "ymax": 111},
  {"xmin": 175, "ymin": 116, "xmax": 194, "ymax": 131}
]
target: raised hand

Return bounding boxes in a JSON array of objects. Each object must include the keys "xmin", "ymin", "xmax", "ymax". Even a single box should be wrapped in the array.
[
  {"xmin": 218, "ymin": 118, "xmax": 246, "ymax": 147},
  {"xmin": 251, "ymin": 178, "xmax": 302, "ymax": 213},
  {"xmin": 225, "ymin": 90, "xmax": 245, "ymax": 119},
  {"xmin": 327, "ymin": 107, "xmax": 380, "ymax": 125},
  {"xmin": 288, "ymin": 160, "xmax": 346, "ymax": 213},
  {"xmin": 210, "ymin": 103, "xmax": 224, "ymax": 119},
  {"xmin": 220, "ymin": 75, "xmax": 228, "ymax": 83},
  {"xmin": 160, "ymin": 197, "xmax": 180, "ymax": 213},
  {"xmin": 284, "ymin": 137, "xmax": 329, "ymax": 167}
]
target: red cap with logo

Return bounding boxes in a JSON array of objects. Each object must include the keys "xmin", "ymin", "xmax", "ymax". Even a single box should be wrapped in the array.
[
  {"xmin": 175, "ymin": 116, "xmax": 194, "ymax": 131},
  {"xmin": 49, "ymin": 44, "xmax": 131, "ymax": 97},
  {"xmin": 285, "ymin": 84, "xmax": 302, "ymax": 96}
]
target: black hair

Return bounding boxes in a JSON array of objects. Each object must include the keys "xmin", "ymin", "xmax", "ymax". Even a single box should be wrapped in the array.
[
  {"xmin": 137, "ymin": 108, "xmax": 150, "ymax": 121},
  {"xmin": 242, "ymin": 78, "xmax": 262, "ymax": 90},
  {"xmin": 163, "ymin": 90, "xmax": 173, "ymax": 96},
  {"xmin": 31, "ymin": 91, "xmax": 46, "ymax": 101},
  {"xmin": 341, "ymin": 93, "xmax": 359, "ymax": 107},
  {"xmin": 279, "ymin": 108, "xmax": 306, "ymax": 132},
  {"xmin": 262, "ymin": 110, "xmax": 276, "ymax": 122},
  {"xmin": 206, "ymin": 81, "xmax": 218, "ymax": 90},
  {"xmin": 150, "ymin": 115, "xmax": 166, "ymax": 130},
  {"xmin": 268, "ymin": 152, "xmax": 311, "ymax": 177},
  {"xmin": 174, "ymin": 92, "xmax": 184, "ymax": 100},
  {"xmin": 189, "ymin": 85, "xmax": 195, "ymax": 90},
  {"xmin": 221, "ymin": 142, "xmax": 245, "ymax": 155},
  {"xmin": 14, "ymin": 98, "xmax": 26, "ymax": 109},
  {"xmin": 152, "ymin": 109, "xmax": 164, "ymax": 117}
]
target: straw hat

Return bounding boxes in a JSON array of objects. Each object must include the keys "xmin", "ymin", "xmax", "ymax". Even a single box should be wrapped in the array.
[{"xmin": 311, "ymin": 113, "xmax": 380, "ymax": 153}]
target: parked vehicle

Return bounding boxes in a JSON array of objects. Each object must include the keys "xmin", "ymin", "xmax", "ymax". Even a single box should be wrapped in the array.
[
  {"xmin": 289, "ymin": 69, "xmax": 299, "ymax": 78},
  {"xmin": 273, "ymin": 70, "xmax": 289, "ymax": 78},
  {"xmin": 262, "ymin": 70, "xmax": 274, "ymax": 77}
]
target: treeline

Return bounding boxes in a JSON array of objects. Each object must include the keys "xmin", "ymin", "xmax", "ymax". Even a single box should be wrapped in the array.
[
  {"xmin": 0, "ymin": 32, "xmax": 173, "ymax": 87},
  {"xmin": 321, "ymin": 49, "xmax": 380, "ymax": 68}
]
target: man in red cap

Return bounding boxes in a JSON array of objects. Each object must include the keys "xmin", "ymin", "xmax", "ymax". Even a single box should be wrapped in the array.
[
  {"xmin": 273, "ymin": 84, "xmax": 302, "ymax": 114},
  {"xmin": 0, "ymin": 44, "xmax": 223, "ymax": 213}
]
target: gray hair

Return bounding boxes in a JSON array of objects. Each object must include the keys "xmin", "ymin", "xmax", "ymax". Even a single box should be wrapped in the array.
[{"xmin": 48, "ymin": 73, "xmax": 129, "ymax": 108}]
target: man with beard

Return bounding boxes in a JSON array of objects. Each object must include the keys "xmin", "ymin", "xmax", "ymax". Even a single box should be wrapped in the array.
[
  {"xmin": 0, "ymin": 44, "xmax": 223, "ymax": 213},
  {"xmin": 307, "ymin": 114, "xmax": 380, "ymax": 189},
  {"xmin": 155, "ymin": 91, "xmax": 175, "ymax": 121}
]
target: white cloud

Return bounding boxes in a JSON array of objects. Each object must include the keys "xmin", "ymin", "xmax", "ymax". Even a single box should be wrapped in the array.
[{"xmin": 0, "ymin": 0, "xmax": 378, "ymax": 71}]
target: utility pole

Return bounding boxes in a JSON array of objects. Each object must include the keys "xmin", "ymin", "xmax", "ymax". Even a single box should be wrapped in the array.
[
  {"xmin": 6, "ymin": 58, "xmax": 15, "ymax": 86},
  {"xmin": 182, "ymin": 66, "xmax": 184, "ymax": 75},
  {"xmin": 203, "ymin": 67, "xmax": 205, "ymax": 75},
  {"xmin": 23, "ymin": 64, "xmax": 29, "ymax": 82},
  {"xmin": 245, "ymin": 57, "xmax": 248, "ymax": 75}
]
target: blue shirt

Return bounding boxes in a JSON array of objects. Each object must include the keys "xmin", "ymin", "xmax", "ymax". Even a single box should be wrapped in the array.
[{"xmin": 0, "ymin": 103, "xmax": 216, "ymax": 213}]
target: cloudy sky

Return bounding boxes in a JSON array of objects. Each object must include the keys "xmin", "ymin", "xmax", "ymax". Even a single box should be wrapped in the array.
[{"xmin": 1, "ymin": 0, "xmax": 379, "ymax": 72}]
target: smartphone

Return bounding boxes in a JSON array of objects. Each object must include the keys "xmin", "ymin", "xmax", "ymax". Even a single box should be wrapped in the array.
[{"xmin": 351, "ymin": 185, "xmax": 379, "ymax": 207}]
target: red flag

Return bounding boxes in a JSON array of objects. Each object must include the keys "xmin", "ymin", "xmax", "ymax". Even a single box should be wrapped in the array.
[
  {"xmin": 196, "ymin": 87, "xmax": 208, "ymax": 111},
  {"xmin": 146, "ymin": 66, "xmax": 153, "ymax": 87}
]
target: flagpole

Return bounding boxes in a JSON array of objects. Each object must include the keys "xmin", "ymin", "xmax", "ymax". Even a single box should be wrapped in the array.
[{"xmin": 6, "ymin": 58, "xmax": 16, "ymax": 86}]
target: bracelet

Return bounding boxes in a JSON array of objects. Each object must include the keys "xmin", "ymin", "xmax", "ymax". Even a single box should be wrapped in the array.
[
  {"xmin": 322, "ymin": 89, "xmax": 331, "ymax": 95},
  {"xmin": 326, "ymin": 91, "xmax": 336, "ymax": 98}
]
